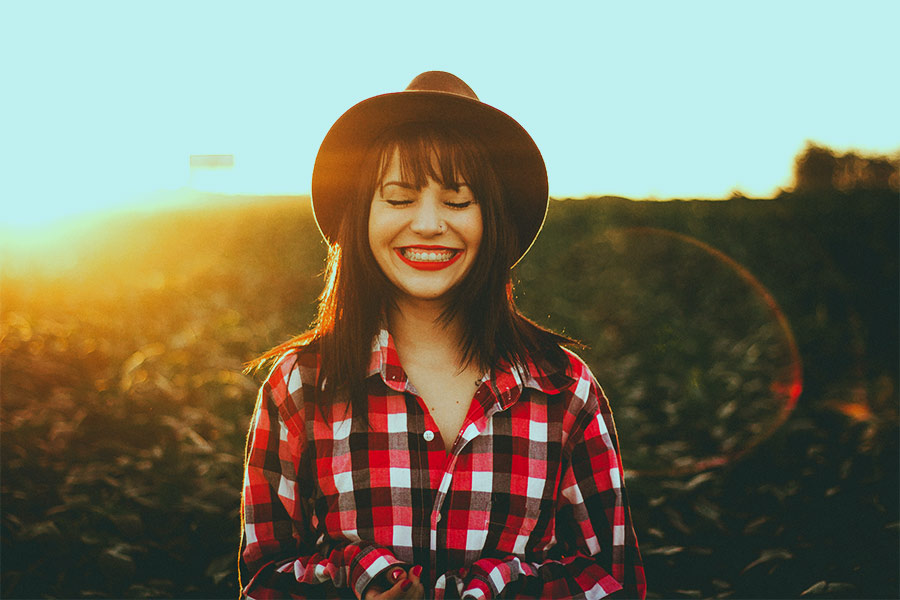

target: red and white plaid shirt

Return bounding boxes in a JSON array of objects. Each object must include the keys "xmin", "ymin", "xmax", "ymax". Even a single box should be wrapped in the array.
[{"xmin": 242, "ymin": 329, "xmax": 646, "ymax": 599}]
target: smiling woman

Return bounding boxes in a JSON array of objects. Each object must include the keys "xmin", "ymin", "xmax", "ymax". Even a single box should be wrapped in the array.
[
  {"xmin": 240, "ymin": 71, "xmax": 646, "ymax": 599},
  {"xmin": 368, "ymin": 139, "xmax": 484, "ymax": 302}
]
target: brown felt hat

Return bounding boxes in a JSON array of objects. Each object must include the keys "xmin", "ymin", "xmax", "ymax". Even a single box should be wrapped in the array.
[{"xmin": 310, "ymin": 71, "xmax": 549, "ymax": 266}]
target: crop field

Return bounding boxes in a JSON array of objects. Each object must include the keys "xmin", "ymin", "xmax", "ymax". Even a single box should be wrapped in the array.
[{"xmin": 1, "ymin": 190, "xmax": 897, "ymax": 598}]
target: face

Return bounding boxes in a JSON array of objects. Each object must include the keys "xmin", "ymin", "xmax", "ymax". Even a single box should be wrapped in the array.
[{"xmin": 368, "ymin": 149, "xmax": 483, "ymax": 305}]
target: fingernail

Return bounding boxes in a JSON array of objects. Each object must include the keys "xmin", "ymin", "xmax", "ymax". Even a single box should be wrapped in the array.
[
  {"xmin": 411, "ymin": 565, "xmax": 423, "ymax": 577},
  {"xmin": 401, "ymin": 579, "xmax": 413, "ymax": 591},
  {"xmin": 390, "ymin": 568, "xmax": 404, "ymax": 581}
]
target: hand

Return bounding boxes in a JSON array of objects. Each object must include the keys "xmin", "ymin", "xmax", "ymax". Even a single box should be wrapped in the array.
[{"xmin": 364, "ymin": 565, "xmax": 425, "ymax": 599}]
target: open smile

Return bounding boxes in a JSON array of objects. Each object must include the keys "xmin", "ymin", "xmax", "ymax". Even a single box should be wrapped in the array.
[{"xmin": 395, "ymin": 246, "xmax": 463, "ymax": 271}]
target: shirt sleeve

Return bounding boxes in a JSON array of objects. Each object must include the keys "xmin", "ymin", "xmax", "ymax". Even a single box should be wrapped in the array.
[
  {"xmin": 241, "ymin": 356, "xmax": 406, "ymax": 599},
  {"xmin": 447, "ymin": 377, "xmax": 647, "ymax": 600}
]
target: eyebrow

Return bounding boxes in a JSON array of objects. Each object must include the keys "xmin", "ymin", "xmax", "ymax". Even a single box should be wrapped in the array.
[{"xmin": 380, "ymin": 180, "xmax": 416, "ymax": 190}]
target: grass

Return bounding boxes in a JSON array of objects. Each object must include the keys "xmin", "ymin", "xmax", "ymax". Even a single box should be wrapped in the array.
[{"xmin": 1, "ymin": 190, "xmax": 897, "ymax": 598}]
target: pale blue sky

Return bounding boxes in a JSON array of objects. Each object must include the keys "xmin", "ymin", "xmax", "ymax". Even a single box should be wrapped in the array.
[{"xmin": 2, "ymin": 0, "xmax": 898, "ymax": 225}]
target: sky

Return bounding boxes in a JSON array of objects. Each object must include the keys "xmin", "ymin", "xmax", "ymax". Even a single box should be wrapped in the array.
[{"xmin": 1, "ymin": 0, "xmax": 898, "ymax": 226}]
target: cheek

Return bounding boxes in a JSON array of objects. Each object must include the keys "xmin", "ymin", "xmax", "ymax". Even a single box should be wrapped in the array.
[
  {"xmin": 367, "ymin": 208, "xmax": 398, "ymax": 272},
  {"xmin": 367, "ymin": 213, "xmax": 376, "ymax": 253},
  {"xmin": 469, "ymin": 212, "xmax": 484, "ymax": 252},
  {"xmin": 367, "ymin": 206, "xmax": 385, "ymax": 251}
]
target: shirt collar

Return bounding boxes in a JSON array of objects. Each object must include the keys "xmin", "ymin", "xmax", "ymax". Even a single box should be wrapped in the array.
[
  {"xmin": 367, "ymin": 328, "xmax": 410, "ymax": 393},
  {"xmin": 367, "ymin": 328, "xmax": 572, "ymax": 403}
]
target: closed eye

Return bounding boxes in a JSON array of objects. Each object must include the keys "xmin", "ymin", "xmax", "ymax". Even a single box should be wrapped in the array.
[
  {"xmin": 386, "ymin": 199, "xmax": 414, "ymax": 206},
  {"xmin": 445, "ymin": 201, "xmax": 473, "ymax": 208}
]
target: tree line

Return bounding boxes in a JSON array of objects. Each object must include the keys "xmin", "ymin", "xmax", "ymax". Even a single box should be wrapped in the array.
[{"xmin": 793, "ymin": 142, "xmax": 899, "ymax": 193}]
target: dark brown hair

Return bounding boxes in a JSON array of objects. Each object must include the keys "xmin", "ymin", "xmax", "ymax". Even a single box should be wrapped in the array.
[{"xmin": 249, "ymin": 122, "xmax": 572, "ymax": 416}]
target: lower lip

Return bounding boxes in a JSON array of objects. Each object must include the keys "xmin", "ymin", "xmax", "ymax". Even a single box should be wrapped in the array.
[{"xmin": 395, "ymin": 249, "xmax": 463, "ymax": 271}]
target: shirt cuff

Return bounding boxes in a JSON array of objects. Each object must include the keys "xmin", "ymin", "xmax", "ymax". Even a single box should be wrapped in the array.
[
  {"xmin": 461, "ymin": 577, "xmax": 493, "ymax": 599},
  {"xmin": 350, "ymin": 544, "xmax": 406, "ymax": 600},
  {"xmin": 463, "ymin": 556, "xmax": 539, "ymax": 599},
  {"xmin": 434, "ymin": 561, "xmax": 499, "ymax": 600}
]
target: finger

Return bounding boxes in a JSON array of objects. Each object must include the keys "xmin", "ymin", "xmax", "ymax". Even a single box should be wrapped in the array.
[
  {"xmin": 408, "ymin": 564, "xmax": 423, "ymax": 583},
  {"xmin": 399, "ymin": 578, "xmax": 425, "ymax": 599},
  {"xmin": 364, "ymin": 568, "xmax": 407, "ymax": 600},
  {"xmin": 399, "ymin": 566, "xmax": 424, "ymax": 599},
  {"xmin": 371, "ymin": 576, "xmax": 413, "ymax": 600},
  {"xmin": 388, "ymin": 567, "xmax": 408, "ymax": 584}
]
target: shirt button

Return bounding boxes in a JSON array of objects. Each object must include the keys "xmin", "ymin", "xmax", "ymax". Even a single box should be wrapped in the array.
[{"xmin": 423, "ymin": 430, "xmax": 435, "ymax": 442}]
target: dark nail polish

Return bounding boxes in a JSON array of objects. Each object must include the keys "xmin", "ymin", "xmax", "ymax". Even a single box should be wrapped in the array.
[
  {"xmin": 401, "ymin": 579, "xmax": 413, "ymax": 591},
  {"xmin": 411, "ymin": 565, "xmax": 423, "ymax": 577}
]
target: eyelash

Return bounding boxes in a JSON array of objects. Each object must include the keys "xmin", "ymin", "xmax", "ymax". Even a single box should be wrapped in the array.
[{"xmin": 385, "ymin": 199, "xmax": 473, "ymax": 209}]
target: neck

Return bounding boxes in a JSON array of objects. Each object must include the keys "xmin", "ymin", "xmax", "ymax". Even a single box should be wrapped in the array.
[{"xmin": 388, "ymin": 297, "xmax": 468, "ymax": 369}]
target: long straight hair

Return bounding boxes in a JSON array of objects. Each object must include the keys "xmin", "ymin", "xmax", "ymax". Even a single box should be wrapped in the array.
[{"xmin": 249, "ymin": 122, "xmax": 572, "ymax": 416}]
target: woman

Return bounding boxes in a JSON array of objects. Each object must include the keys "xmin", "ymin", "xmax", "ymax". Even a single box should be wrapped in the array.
[{"xmin": 241, "ymin": 71, "xmax": 646, "ymax": 599}]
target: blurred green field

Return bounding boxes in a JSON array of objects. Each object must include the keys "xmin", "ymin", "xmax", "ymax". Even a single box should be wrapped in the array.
[{"xmin": 1, "ymin": 190, "xmax": 897, "ymax": 598}]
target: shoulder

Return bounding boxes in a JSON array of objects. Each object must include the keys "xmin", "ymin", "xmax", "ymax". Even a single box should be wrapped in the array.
[
  {"xmin": 546, "ymin": 347, "xmax": 615, "ymax": 435},
  {"xmin": 259, "ymin": 342, "xmax": 321, "ymax": 431},
  {"xmin": 555, "ymin": 347, "xmax": 604, "ymax": 406},
  {"xmin": 559, "ymin": 347, "xmax": 593, "ymax": 382}
]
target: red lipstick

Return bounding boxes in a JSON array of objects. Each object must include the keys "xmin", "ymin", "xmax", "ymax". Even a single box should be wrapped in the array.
[{"xmin": 395, "ymin": 246, "xmax": 462, "ymax": 271}]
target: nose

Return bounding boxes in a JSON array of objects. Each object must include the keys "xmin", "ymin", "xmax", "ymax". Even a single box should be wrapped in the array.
[{"xmin": 409, "ymin": 192, "xmax": 443, "ymax": 237}]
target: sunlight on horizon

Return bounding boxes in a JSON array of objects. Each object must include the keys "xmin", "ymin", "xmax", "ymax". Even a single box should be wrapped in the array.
[
  {"xmin": 0, "ymin": 156, "xmax": 304, "ymax": 228},
  {"xmin": 2, "ymin": 138, "xmax": 897, "ymax": 231}
]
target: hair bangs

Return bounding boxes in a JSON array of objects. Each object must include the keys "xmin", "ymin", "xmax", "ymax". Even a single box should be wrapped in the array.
[{"xmin": 374, "ymin": 123, "xmax": 475, "ymax": 193}]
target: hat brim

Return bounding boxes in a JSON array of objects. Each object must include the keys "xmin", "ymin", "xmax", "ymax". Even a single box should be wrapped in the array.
[{"xmin": 311, "ymin": 90, "xmax": 548, "ymax": 266}]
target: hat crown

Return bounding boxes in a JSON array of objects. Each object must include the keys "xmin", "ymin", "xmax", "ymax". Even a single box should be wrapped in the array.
[{"xmin": 405, "ymin": 71, "xmax": 479, "ymax": 101}]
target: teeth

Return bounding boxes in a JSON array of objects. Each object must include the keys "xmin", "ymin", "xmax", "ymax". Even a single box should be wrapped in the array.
[{"xmin": 402, "ymin": 248, "xmax": 456, "ymax": 262}]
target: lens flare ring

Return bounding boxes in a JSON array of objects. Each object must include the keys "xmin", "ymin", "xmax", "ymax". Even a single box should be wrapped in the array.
[{"xmin": 604, "ymin": 227, "xmax": 803, "ymax": 478}]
